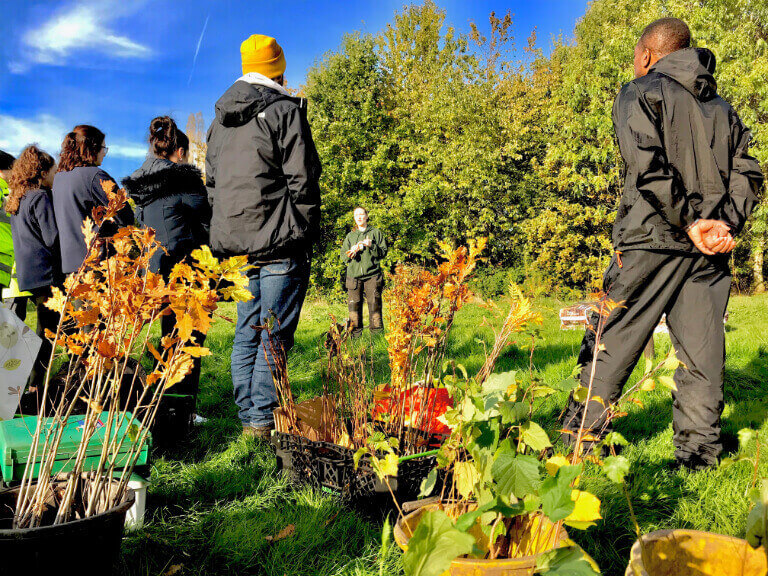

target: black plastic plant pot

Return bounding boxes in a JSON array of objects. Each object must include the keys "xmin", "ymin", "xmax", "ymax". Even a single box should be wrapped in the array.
[{"xmin": 0, "ymin": 485, "xmax": 135, "ymax": 575}]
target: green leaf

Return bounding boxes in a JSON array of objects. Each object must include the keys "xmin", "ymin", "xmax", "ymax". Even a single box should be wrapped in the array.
[
  {"xmin": 402, "ymin": 510, "xmax": 475, "ymax": 576},
  {"xmin": 419, "ymin": 468, "xmax": 438, "ymax": 498},
  {"xmin": 531, "ymin": 385, "xmax": 558, "ymax": 398},
  {"xmin": 601, "ymin": 432, "xmax": 628, "ymax": 447},
  {"xmin": 379, "ymin": 515, "xmax": 392, "ymax": 576},
  {"xmin": 572, "ymin": 386, "xmax": 589, "ymax": 403},
  {"xmin": 521, "ymin": 421, "xmax": 552, "ymax": 452},
  {"xmin": 535, "ymin": 545, "xmax": 600, "ymax": 575},
  {"xmin": 540, "ymin": 465, "xmax": 581, "ymax": 521},
  {"xmin": 540, "ymin": 481, "xmax": 575, "ymax": 522},
  {"xmin": 498, "ymin": 401, "xmax": 529, "ymax": 424},
  {"xmin": 602, "ymin": 456, "xmax": 630, "ymax": 484},
  {"xmin": 552, "ymin": 377, "xmax": 579, "ymax": 393},
  {"xmin": 353, "ymin": 447, "xmax": 367, "ymax": 470},
  {"xmin": 127, "ymin": 423, "xmax": 140, "ymax": 442},
  {"xmin": 491, "ymin": 451, "xmax": 541, "ymax": 499},
  {"xmin": 454, "ymin": 497, "xmax": 524, "ymax": 532},
  {"xmin": 483, "ymin": 371, "xmax": 517, "ymax": 396},
  {"xmin": 643, "ymin": 356, "xmax": 653, "ymax": 375},
  {"xmin": 738, "ymin": 428, "xmax": 757, "ymax": 452}
]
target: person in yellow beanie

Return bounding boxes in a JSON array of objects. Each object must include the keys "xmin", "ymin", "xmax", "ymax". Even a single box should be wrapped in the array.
[
  {"xmin": 240, "ymin": 34, "xmax": 286, "ymax": 79},
  {"xmin": 206, "ymin": 34, "xmax": 322, "ymax": 440}
]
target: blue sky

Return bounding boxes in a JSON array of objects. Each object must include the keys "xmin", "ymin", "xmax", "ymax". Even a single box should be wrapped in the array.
[{"xmin": 0, "ymin": 0, "xmax": 588, "ymax": 180}]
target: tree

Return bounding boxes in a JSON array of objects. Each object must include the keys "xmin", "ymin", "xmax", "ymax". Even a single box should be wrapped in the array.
[{"xmin": 186, "ymin": 112, "xmax": 206, "ymax": 177}]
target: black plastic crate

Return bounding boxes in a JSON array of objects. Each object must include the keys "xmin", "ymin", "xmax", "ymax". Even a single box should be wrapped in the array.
[{"xmin": 272, "ymin": 431, "xmax": 441, "ymax": 504}]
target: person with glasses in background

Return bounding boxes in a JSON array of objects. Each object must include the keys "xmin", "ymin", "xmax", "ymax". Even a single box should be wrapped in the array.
[{"xmin": 52, "ymin": 125, "xmax": 134, "ymax": 276}]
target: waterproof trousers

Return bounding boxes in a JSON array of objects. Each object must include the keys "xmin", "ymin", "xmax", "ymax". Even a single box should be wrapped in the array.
[
  {"xmin": 346, "ymin": 272, "xmax": 384, "ymax": 337},
  {"xmin": 562, "ymin": 250, "xmax": 731, "ymax": 465}
]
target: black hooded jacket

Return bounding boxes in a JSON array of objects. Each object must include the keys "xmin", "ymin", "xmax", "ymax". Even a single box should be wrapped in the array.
[
  {"xmin": 612, "ymin": 47, "xmax": 764, "ymax": 252},
  {"xmin": 122, "ymin": 158, "xmax": 210, "ymax": 277},
  {"xmin": 205, "ymin": 81, "xmax": 322, "ymax": 260}
]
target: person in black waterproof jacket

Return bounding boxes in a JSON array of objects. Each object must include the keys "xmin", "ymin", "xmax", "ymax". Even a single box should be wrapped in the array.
[
  {"xmin": 561, "ymin": 18, "xmax": 764, "ymax": 470},
  {"xmin": 123, "ymin": 116, "xmax": 211, "ymax": 401},
  {"xmin": 206, "ymin": 34, "xmax": 321, "ymax": 438},
  {"xmin": 52, "ymin": 125, "xmax": 135, "ymax": 275}
]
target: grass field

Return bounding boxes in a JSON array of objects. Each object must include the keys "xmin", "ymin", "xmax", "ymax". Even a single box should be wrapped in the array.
[{"xmin": 104, "ymin": 292, "xmax": 768, "ymax": 576}]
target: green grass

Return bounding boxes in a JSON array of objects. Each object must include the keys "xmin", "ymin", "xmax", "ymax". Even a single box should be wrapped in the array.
[{"xmin": 95, "ymin": 293, "xmax": 768, "ymax": 575}]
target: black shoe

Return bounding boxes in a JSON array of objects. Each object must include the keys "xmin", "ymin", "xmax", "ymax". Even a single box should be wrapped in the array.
[{"xmin": 671, "ymin": 454, "xmax": 715, "ymax": 472}]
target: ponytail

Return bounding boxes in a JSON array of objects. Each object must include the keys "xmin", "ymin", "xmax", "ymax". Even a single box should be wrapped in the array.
[{"xmin": 149, "ymin": 116, "xmax": 190, "ymax": 159}]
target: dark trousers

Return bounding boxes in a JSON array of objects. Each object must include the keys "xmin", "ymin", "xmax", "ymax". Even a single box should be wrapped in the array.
[
  {"xmin": 562, "ymin": 250, "xmax": 731, "ymax": 464},
  {"xmin": 346, "ymin": 273, "xmax": 384, "ymax": 336},
  {"xmin": 8, "ymin": 296, "xmax": 29, "ymax": 322},
  {"xmin": 28, "ymin": 287, "xmax": 59, "ymax": 391},
  {"xmin": 161, "ymin": 313, "xmax": 205, "ymax": 398}
]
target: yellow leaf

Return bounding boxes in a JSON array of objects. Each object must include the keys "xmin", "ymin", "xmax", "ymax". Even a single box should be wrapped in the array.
[
  {"xmin": 658, "ymin": 375, "xmax": 677, "ymax": 391},
  {"xmin": 191, "ymin": 245, "xmax": 220, "ymax": 273},
  {"xmin": 375, "ymin": 452, "xmax": 399, "ymax": 479},
  {"xmin": 175, "ymin": 314, "xmax": 196, "ymax": 341},
  {"xmin": 163, "ymin": 354, "xmax": 194, "ymax": 390},
  {"xmin": 81, "ymin": 216, "xmax": 97, "ymax": 248},
  {"xmin": 545, "ymin": 454, "xmax": 570, "ymax": 477},
  {"xmin": 45, "ymin": 287, "xmax": 67, "ymax": 314},
  {"xmin": 639, "ymin": 379, "xmax": 655, "ymax": 392},
  {"xmin": 147, "ymin": 342, "xmax": 165, "ymax": 366},
  {"xmin": 564, "ymin": 490, "xmax": 602, "ymax": 529},
  {"xmin": 182, "ymin": 346, "xmax": 211, "ymax": 358}
]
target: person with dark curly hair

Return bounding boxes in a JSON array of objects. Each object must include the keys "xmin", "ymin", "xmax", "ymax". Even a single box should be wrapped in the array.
[
  {"xmin": 52, "ymin": 125, "xmax": 134, "ymax": 275},
  {"xmin": 7, "ymin": 145, "xmax": 62, "ymax": 391},
  {"xmin": 123, "ymin": 116, "xmax": 211, "ymax": 405}
]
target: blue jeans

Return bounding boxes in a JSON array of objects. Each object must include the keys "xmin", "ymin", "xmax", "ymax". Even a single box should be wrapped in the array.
[{"xmin": 231, "ymin": 256, "xmax": 310, "ymax": 427}]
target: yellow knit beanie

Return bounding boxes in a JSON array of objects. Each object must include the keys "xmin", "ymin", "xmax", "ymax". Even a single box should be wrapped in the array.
[{"xmin": 241, "ymin": 34, "xmax": 286, "ymax": 78}]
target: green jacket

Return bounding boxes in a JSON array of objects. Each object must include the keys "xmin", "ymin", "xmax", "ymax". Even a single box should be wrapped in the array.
[
  {"xmin": 0, "ymin": 178, "xmax": 13, "ymax": 288},
  {"xmin": 341, "ymin": 226, "xmax": 387, "ymax": 280}
]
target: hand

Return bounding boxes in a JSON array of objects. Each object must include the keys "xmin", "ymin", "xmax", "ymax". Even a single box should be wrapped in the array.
[
  {"xmin": 687, "ymin": 219, "xmax": 735, "ymax": 255},
  {"xmin": 362, "ymin": 238, "xmax": 372, "ymax": 248}
]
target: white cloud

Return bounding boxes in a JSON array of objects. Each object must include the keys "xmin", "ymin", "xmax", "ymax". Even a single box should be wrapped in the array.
[
  {"xmin": 19, "ymin": 1, "xmax": 151, "ymax": 69},
  {"xmin": 0, "ymin": 114, "xmax": 146, "ymax": 160},
  {"xmin": 109, "ymin": 143, "xmax": 148, "ymax": 160},
  {"xmin": 0, "ymin": 114, "xmax": 68, "ymax": 155}
]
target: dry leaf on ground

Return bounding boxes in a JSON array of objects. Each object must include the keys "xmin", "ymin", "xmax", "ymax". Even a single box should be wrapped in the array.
[{"xmin": 265, "ymin": 524, "xmax": 296, "ymax": 542}]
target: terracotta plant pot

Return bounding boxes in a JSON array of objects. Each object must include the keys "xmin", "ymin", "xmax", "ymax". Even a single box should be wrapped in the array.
[
  {"xmin": 394, "ymin": 502, "xmax": 570, "ymax": 576},
  {"xmin": 625, "ymin": 529, "xmax": 768, "ymax": 576}
]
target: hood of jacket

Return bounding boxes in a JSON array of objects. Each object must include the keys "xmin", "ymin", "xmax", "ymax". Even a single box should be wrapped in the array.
[
  {"xmin": 650, "ymin": 47, "xmax": 717, "ymax": 101},
  {"xmin": 214, "ymin": 81, "xmax": 292, "ymax": 128},
  {"xmin": 122, "ymin": 158, "xmax": 204, "ymax": 207}
]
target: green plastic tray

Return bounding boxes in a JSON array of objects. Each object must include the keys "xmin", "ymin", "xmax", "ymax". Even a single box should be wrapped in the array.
[{"xmin": 0, "ymin": 411, "xmax": 151, "ymax": 482}]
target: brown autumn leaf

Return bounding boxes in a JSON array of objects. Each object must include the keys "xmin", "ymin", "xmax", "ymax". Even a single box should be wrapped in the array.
[
  {"xmin": 265, "ymin": 524, "xmax": 295, "ymax": 543},
  {"xmin": 164, "ymin": 563, "xmax": 183, "ymax": 575}
]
